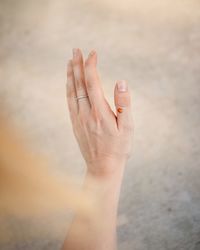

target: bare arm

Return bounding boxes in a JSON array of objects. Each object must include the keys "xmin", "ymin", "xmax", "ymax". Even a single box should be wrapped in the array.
[
  {"xmin": 62, "ymin": 163, "xmax": 125, "ymax": 250},
  {"xmin": 62, "ymin": 48, "xmax": 133, "ymax": 250}
]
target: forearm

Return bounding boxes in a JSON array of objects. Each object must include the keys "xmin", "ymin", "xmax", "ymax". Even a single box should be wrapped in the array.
[{"xmin": 62, "ymin": 161, "xmax": 125, "ymax": 250}]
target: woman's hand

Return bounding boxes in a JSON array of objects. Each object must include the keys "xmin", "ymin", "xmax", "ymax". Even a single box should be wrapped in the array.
[{"xmin": 66, "ymin": 48, "xmax": 133, "ymax": 177}]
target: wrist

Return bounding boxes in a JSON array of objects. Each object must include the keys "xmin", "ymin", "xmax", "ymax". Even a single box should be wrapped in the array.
[
  {"xmin": 84, "ymin": 159, "xmax": 126, "ymax": 204},
  {"xmin": 84, "ymin": 168, "xmax": 123, "ymax": 216},
  {"xmin": 86, "ymin": 156, "xmax": 127, "ymax": 180},
  {"xmin": 82, "ymin": 159, "xmax": 126, "ymax": 229}
]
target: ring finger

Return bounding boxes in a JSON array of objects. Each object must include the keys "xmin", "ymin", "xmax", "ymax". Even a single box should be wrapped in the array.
[{"xmin": 72, "ymin": 48, "xmax": 90, "ymax": 113}]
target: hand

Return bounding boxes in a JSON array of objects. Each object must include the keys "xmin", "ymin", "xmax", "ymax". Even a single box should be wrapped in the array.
[{"xmin": 66, "ymin": 48, "xmax": 133, "ymax": 177}]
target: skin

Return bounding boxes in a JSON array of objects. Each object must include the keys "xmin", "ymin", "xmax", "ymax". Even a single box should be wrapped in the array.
[{"xmin": 62, "ymin": 48, "xmax": 133, "ymax": 250}]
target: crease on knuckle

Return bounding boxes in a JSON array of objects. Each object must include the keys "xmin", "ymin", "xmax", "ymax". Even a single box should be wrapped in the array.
[
  {"xmin": 86, "ymin": 81, "xmax": 94, "ymax": 91},
  {"xmin": 72, "ymin": 60, "xmax": 80, "ymax": 67},
  {"xmin": 67, "ymin": 71, "xmax": 73, "ymax": 78},
  {"xmin": 117, "ymin": 95, "xmax": 130, "ymax": 107},
  {"xmin": 67, "ymin": 87, "xmax": 75, "ymax": 98},
  {"xmin": 76, "ymin": 78, "xmax": 85, "ymax": 90}
]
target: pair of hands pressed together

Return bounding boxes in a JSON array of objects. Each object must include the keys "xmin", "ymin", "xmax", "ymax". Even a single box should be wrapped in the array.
[{"xmin": 66, "ymin": 48, "xmax": 133, "ymax": 178}]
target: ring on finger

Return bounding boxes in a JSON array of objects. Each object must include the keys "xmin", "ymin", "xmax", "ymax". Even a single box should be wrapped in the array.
[{"xmin": 75, "ymin": 95, "xmax": 89, "ymax": 101}]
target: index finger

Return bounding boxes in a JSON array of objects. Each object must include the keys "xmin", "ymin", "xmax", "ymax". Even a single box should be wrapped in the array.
[{"xmin": 84, "ymin": 50, "xmax": 106, "ymax": 109}]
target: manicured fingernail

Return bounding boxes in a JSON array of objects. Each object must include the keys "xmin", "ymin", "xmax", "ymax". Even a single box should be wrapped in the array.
[
  {"xmin": 73, "ymin": 48, "xmax": 79, "ymax": 57},
  {"xmin": 117, "ymin": 80, "xmax": 127, "ymax": 92}
]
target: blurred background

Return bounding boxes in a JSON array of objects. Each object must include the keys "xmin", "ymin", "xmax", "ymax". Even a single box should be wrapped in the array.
[{"xmin": 0, "ymin": 0, "xmax": 200, "ymax": 249}]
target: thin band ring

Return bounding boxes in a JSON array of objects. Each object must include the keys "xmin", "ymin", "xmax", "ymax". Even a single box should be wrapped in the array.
[{"xmin": 75, "ymin": 95, "xmax": 89, "ymax": 101}]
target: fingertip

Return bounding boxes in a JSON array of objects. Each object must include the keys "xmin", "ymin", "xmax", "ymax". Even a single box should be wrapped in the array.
[
  {"xmin": 116, "ymin": 80, "xmax": 128, "ymax": 93},
  {"xmin": 72, "ymin": 48, "xmax": 80, "ymax": 57},
  {"xmin": 89, "ymin": 49, "xmax": 97, "ymax": 57},
  {"xmin": 85, "ymin": 49, "xmax": 97, "ymax": 66}
]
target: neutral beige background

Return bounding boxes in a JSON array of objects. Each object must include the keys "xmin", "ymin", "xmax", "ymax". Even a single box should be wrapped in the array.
[{"xmin": 0, "ymin": 0, "xmax": 200, "ymax": 249}]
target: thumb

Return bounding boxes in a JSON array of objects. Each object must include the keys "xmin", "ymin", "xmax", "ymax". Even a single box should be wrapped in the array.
[{"xmin": 114, "ymin": 80, "xmax": 133, "ymax": 131}]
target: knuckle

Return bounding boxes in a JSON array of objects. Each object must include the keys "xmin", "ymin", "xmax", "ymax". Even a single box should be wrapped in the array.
[
  {"xmin": 72, "ymin": 60, "xmax": 80, "ymax": 67},
  {"xmin": 86, "ymin": 81, "xmax": 94, "ymax": 91},
  {"xmin": 67, "ymin": 71, "xmax": 73, "ymax": 78},
  {"xmin": 117, "ymin": 95, "xmax": 130, "ymax": 107},
  {"xmin": 85, "ymin": 59, "xmax": 91, "ymax": 67},
  {"xmin": 67, "ymin": 86, "xmax": 75, "ymax": 98},
  {"xmin": 78, "ymin": 112, "xmax": 88, "ymax": 124},
  {"xmin": 86, "ymin": 80, "xmax": 99, "ymax": 92},
  {"xmin": 76, "ymin": 78, "xmax": 85, "ymax": 89}
]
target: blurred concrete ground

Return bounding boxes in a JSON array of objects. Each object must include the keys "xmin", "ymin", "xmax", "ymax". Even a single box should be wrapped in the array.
[{"xmin": 0, "ymin": 0, "xmax": 200, "ymax": 249}]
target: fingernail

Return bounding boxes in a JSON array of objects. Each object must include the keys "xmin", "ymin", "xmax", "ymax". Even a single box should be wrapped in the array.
[
  {"xmin": 117, "ymin": 80, "xmax": 127, "ymax": 92},
  {"xmin": 89, "ymin": 50, "xmax": 96, "ymax": 57},
  {"xmin": 73, "ymin": 48, "xmax": 79, "ymax": 57}
]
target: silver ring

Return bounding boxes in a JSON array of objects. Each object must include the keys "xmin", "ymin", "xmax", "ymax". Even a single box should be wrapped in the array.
[{"xmin": 75, "ymin": 95, "xmax": 89, "ymax": 101}]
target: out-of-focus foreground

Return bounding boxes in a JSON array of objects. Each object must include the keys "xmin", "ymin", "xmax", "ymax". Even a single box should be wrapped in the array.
[{"xmin": 0, "ymin": 0, "xmax": 200, "ymax": 249}]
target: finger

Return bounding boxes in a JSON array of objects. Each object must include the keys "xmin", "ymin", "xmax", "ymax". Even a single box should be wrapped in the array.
[
  {"xmin": 72, "ymin": 48, "xmax": 90, "ymax": 113},
  {"xmin": 84, "ymin": 50, "xmax": 106, "ymax": 109},
  {"xmin": 114, "ymin": 80, "xmax": 133, "ymax": 131},
  {"xmin": 66, "ymin": 59, "xmax": 78, "ymax": 119}
]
